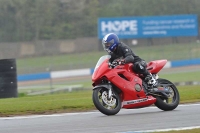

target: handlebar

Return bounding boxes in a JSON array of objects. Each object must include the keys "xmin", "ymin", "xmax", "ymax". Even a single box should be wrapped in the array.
[{"xmin": 109, "ymin": 61, "xmax": 120, "ymax": 68}]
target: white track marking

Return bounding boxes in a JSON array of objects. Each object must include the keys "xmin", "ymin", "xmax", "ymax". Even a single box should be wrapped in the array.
[
  {"xmin": 120, "ymin": 126, "xmax": 200, "ymax": 133},
  {"xmin": 0, "ymin": 111, "xmax": 98, "ymax": 120}
]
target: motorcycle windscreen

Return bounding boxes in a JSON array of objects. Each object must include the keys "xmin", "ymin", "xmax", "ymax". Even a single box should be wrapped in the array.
[{"xmin": 92, "ymin": 55, "xmax": 110, "ymax": 81}]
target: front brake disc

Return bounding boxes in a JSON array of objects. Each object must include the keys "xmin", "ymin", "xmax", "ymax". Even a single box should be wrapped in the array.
[{"xmin": 102, "ymin": 91, "xmax": 116, "ymax": 106}]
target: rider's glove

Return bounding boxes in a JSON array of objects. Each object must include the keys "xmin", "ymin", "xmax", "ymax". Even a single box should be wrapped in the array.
[
  {"xmin": 116, "ymin": 59, "xmax": 125, "ymax": 65},
  {"xmin": 108, "ymin": 62, "xmax": 112, "ymax": 68},
  {"xmin": 108, "ymin": 61, "xmax": 117, "ymax": 68},
  {"xmin": 109, "ymin": 59, "xmax": 125, "ymax": 68},
  {"xmin": 109, "ymin": 62, "xmax": 117, "ymax": 68}
]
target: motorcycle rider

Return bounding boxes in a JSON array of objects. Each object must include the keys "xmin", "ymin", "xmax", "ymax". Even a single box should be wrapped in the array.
[{"xmin": 102, "ymin": 33, "xmax": 157, "ymax": 89}]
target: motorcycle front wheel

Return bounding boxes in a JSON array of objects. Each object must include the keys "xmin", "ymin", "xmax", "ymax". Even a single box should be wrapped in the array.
[{"xmin": 92, "ymin": 87, "xmax": 121, "ymax": 115}]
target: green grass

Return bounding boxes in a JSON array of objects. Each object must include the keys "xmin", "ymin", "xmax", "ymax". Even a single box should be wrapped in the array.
[
  {"xmin": 178, "ymin": 85, "xmax": 200, "ymax": 103},
  {"xmin": 17, "ymin": 42, "xmax": 200, "ymax": 74},
  {"xmin": 0, "ymin": 85, "xmax": 200, "ymax": 116},
  {"xmin": 17, "ymin": 51, "xmax": 105, "ymax": 74},
  {"xmin": 0, "ymin": 91, "xmax": 94, "ymax": 116},
  {"xmin": 160, "ymin": 71, "xmax": 200, "ymax": 82}
]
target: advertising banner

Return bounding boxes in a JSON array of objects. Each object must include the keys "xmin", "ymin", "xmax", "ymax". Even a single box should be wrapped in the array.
[{"xmin": 98, "ymin": 14, "xmax": 198, "ymax": 39}]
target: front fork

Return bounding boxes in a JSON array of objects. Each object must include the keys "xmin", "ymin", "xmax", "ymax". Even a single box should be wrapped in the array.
[
  {"xmin": 107, "ymin": 82, "xmax": 114, "ymax": 100},
  {"xmin": 108, "ymin": 87, "xmax": 112, "ymax": 100},
  {"xmin": 93, "ymin": 82, "xmax": 114, "ymax": 100}
]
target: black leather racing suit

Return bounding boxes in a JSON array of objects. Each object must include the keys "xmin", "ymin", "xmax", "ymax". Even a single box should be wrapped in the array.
[{"xmin": 109, "ymin": 42, "xmax": 150, "ymax": 77}]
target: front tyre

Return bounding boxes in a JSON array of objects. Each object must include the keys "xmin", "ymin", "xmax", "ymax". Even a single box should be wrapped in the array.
[
  {"xmin": 92, "ymin": 87, "xmax": 121, "ymax": 115},
  {"xmin": 154, "ymin": 78, "xmax": 179, "ymax": 111}
]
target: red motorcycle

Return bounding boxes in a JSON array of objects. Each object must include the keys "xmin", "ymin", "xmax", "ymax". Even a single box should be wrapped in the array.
[{"xmin": 92, "ymin": 55, "xmax": 179, "ymax": 115}]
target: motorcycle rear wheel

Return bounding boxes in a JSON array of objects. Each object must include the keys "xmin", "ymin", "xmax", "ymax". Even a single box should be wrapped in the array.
[
  {"xmin": 92, "ymin": 87, "xmax": 121, "ymax": 115},
  {"xmin": 154, "ymin": 78, "xmax": 179, "ymax": 111}
]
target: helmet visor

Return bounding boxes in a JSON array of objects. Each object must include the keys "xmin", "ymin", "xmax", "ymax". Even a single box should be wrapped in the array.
[
  {"xmin": 102, "ymin": 42, "xmax": 112, "ymax": 50},
  {"xmin": 105, "ymin": 43, "xmax": 112, "ymax": 49}
]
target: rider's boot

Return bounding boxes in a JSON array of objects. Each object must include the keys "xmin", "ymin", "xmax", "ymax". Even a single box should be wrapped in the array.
[{"xmin": 145, "ymin": 73, "xmax": 158, "ymax": 92}]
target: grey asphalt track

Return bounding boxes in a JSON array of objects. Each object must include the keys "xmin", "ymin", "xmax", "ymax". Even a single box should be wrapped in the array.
[{"xmin": 0, "ymin": 103, "xmax": 200, "ymax": 133}]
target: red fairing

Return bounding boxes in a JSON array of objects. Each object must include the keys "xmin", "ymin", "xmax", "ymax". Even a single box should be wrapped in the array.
[
  {"xmin": 92, "ymin": 59, "xmax": 110, "ymax": 82},
  {"xmin": 92, "ymin": 58, "xmax": 157, "ymax": 109},
  {"xmin": 147, "ymin": 60, "xmax": 167, "ymax": 74},
  {"xmin": 105, "ymin": 65, "xmax": 156, "ymax": 109}
]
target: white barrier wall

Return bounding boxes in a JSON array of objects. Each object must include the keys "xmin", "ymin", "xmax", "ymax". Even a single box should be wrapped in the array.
[{"xmin": 50, "ymin": 68, "xmax": 91, "ymax": 78}]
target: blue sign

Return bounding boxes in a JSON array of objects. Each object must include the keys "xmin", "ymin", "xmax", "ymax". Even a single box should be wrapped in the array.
[{"xmin": 98, "ymin": 14, "xmax": 198, "ymax": 39}]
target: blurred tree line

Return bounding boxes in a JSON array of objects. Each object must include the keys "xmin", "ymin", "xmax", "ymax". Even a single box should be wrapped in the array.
[{"xmin": 0, "ymin": 0, "xmax": 200, "ymax": 42}]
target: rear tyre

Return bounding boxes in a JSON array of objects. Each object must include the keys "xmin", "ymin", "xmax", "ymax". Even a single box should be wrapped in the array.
[
  {"xmin": 92, "ymin": 87, "xmax": 121, "ymax": 115},
  {"xmin": 154, "ymin": 78, "xmax": 179, "ymax": 111}
]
